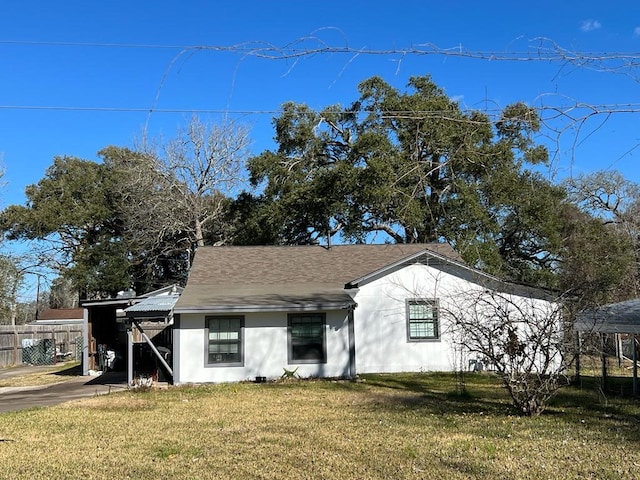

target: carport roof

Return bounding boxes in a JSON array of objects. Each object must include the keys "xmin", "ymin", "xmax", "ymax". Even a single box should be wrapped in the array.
[
  {"xmin": 575, "ymin": 298, "xmax": 640, "ymax": 334},
  {"xmin": 124, "ymin": 294, "xmax": 181, "ymax": 316}
]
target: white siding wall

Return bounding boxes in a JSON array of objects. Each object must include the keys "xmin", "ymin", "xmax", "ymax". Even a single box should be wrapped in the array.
[
  {"xmin": 352, "ymin": 263, "xmax": 558, "ymax": 375},
  {"xmin": 174, "ymin": 263, "xmax": 557, "ymax": 383},
  {"xmin": 353, "ymin": 263, "xmax": 483, "ymax": 374},
  {"xmin": 174, "ymin": 310, "xmax": 350, "ymax": 384}
]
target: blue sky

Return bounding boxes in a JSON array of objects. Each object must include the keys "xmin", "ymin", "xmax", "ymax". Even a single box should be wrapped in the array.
[{"xmin": 1, "ymin": 1, "xmax": 639, "ymax": 208}]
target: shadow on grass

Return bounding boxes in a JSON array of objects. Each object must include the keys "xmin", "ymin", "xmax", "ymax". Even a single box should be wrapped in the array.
[
  {"xmin": 576, "ymin": 375, "xmax": 639, "ymax": 398},
  {"xmin": 347, "ymin": 372, "xmax": 640, "ymax": 442},
  {"xmin": 548, "ymin": 375, "xmax": 640, "ymax": 436},
  {"xmin": 348, "ymin": 372, "xmax": 517, "ymax": 416},
  {"xmin": 331, "ymin": 372, "xmax": 639, "ymax": 431},
  {"xmin": 551, "ymin": 375, "xmax": 639, "ymax": 410}
]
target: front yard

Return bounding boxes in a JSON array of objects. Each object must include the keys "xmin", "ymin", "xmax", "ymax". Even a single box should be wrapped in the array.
[{"xmin": 0, "ymin": 372, "xmax": 638, "ymax": 479}]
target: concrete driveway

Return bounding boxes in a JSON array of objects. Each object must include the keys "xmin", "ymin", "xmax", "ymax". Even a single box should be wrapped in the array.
[{"xmin": 0, "ymin": 367, "xmax": 128, "ymax": 414}]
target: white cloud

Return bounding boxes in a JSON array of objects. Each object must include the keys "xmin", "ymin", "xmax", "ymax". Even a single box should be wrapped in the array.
[
  {"xmin": 581, "ymin": 19, "xmax": 602, "ymax": 32},
  {"xmin": 634, "ymin": 26, "xmax": 640, "ymax": 37}
]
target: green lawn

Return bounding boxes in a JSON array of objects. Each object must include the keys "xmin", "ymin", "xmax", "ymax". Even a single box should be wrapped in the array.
[{"xmin": 0, "ymin": 372, "xmax": 638, "ymax": 479}]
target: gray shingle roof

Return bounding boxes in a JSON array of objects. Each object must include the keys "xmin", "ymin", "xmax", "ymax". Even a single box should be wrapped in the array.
[{"xmin": 175, "ymin": 243, "xmax": 461, "ymax": 312}]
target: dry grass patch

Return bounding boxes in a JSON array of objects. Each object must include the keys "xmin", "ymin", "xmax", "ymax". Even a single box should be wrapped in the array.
[
  {"xmin": 0, "ymin": 373, "xmax": 639, "ymax": 479},
  {"xmin": 0, "ymin": 362, "xmax": 80, "ymax": 388}
]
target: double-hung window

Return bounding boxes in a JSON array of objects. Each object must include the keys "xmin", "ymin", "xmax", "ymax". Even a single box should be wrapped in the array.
[
  {"xmin": 288, "ymin": 313, "xmax": 326, "ymax": 363},
  {"xmin": 206, "ymin": 316, "xmax": 243, "ymax": 365},
  {"xmin": 407, "ymin": 299, "xmax": 439, "ymax": 341}
]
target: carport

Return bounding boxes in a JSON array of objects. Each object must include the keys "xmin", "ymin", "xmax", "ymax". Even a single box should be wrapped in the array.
[
  {"xmin": 123, "ymin": 291, "xmax": 181, "ymax": 386},
  {"xmin": 81, "ymin": 296, "xmax": 132, "ymax": 374},
  {"xmin": 81, "ymin": 285, "xmax": 182, "ymax": 385},
  {"xmin": 575, "ymin": 298, "xmax": 640, "ymax": 396}
]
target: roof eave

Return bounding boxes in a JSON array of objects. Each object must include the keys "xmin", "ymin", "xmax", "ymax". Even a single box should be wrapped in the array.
[
  {"xmin": 125, "ymin": 310, "xmax": 172, "ymax": 318},
  {"xmin": 175, "ymin": 301, "xmax": 356, "ymax": 314}
]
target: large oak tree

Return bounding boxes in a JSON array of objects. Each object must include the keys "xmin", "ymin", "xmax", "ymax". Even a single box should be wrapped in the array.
[
  {"xmin": 248, "ymin": 75, "xmax": 566, "ymax": 286},
  {"xmin": 0, "ymin": 156, "xmax": 128, "ymax": 298}
]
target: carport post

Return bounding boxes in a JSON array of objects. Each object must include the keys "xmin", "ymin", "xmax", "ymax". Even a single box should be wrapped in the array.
[
  {"xmin": 633, "ymin": 335, "xmax": 638, "ymax": 398},
  {"xmin": 600, "ymin": 333, "xmax": 608, "ymax": 392},
  {"xmin": 82, "ymin": 308, "xmax": 89, "ymax": 375},
  {"xmin": 574, "ymin": 332, "xmax": 581, "ymax": 383},
  {"xmin": 127, "ymin": 326, "xmax": 133, "ymax": 387}
]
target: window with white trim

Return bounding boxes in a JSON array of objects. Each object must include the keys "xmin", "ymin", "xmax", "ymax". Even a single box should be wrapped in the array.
[
  {"xmin": 407, "ymin": 299, "xmax": 439, "ymax": 340},
  {"xmin": 206, "ymin": 316, "xmax": 243, "ymax": 365}
]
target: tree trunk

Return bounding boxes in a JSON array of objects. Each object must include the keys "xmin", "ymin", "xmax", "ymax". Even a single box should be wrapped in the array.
[{"xmin": 195, "ymin": 219, "xmax": 205, "ymax": 247}]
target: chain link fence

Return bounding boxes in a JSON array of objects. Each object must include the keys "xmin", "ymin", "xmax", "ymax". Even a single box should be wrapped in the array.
[
  {"xmin": 21, "ymin": 336, "xmax": 82, "ymax": 366},
  {"xmin": 21, "ymin": 338, "xmax": 55, "ymax": 365}
]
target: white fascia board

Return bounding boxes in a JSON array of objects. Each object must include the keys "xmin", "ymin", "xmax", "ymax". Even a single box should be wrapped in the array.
[{"xmin": 348, "ymin": 249, "xmax": 493, "ymax": 287}]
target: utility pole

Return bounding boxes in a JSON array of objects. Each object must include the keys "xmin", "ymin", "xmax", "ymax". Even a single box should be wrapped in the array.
[{"xmin": 35, "ymin": 273, "xmax": 41, "ymax": 320}]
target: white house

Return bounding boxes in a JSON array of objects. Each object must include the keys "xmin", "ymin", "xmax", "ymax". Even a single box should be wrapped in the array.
[{"xmin": 172, "ymin": 243, "xmax": 556, "ymax": 384}]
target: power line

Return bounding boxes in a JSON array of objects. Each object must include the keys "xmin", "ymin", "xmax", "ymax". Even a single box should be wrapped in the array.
[
  {"xmin": 1, "ymin": 38, "xmax": 639, "ymax": 63},
  {"xmin": 0, "ymin": 40, "xmax": 188, "ymax": 49},
  {"xmin": 1, "ymin": 103, "xmax": 640, "ymax": 118},
  {"xmin": 1, "ymin": 38, "xmax": 639, "ymax": 120},
  {"xmin": 0, "ymin": 105, "xmax": 281, "ymax": 114}
]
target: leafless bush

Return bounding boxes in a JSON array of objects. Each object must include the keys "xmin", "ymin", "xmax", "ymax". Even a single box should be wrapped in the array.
[{"xmin": 445, "ymin": 288, "xmax": 569, "ymax": 416}]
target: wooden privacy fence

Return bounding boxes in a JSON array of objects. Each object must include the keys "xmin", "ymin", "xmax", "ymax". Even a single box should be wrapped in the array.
[{"xmin": 0, "ymin": 325, "xmax": 83, "ymax": 368}]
